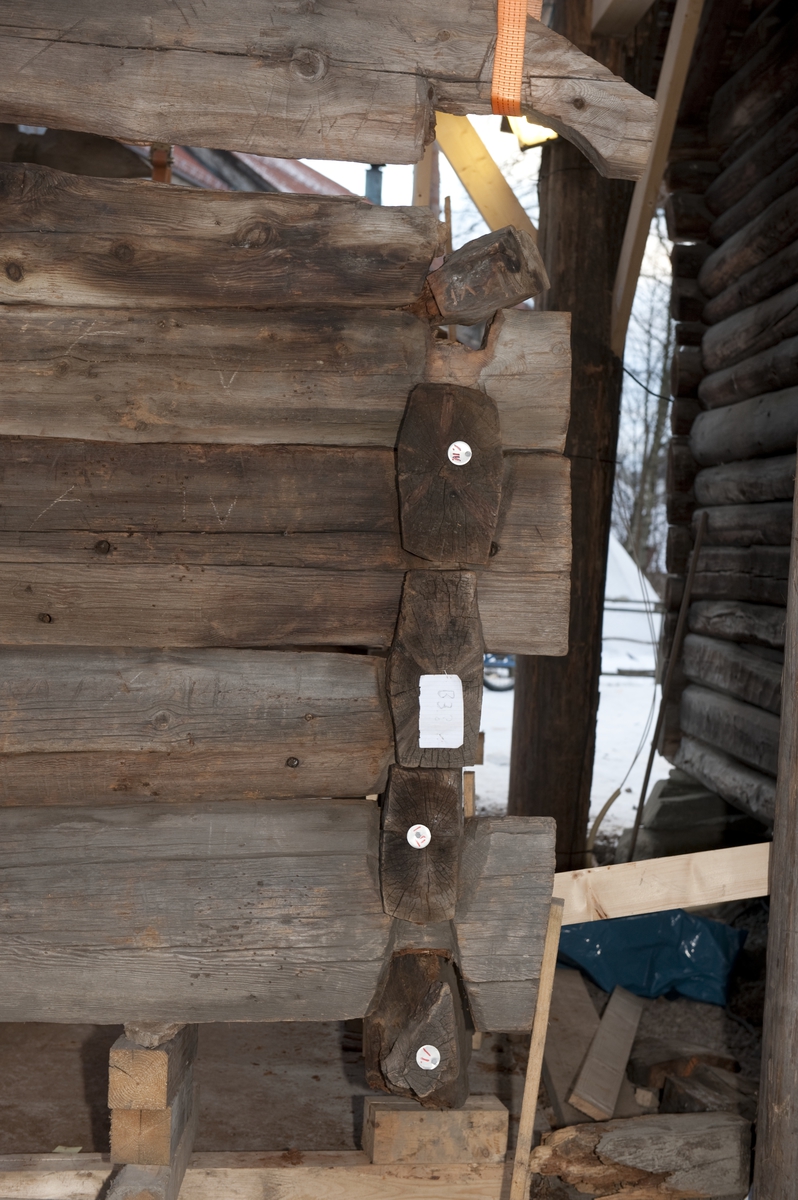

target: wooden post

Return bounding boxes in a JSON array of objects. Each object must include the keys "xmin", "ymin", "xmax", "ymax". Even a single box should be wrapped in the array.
[{"xmin": 753, "ymin": 441, "xmax": 798, "ymax": 1199}]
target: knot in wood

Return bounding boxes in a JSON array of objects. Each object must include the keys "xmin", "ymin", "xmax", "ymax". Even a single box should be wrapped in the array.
[
  {"xmin": 94, "ymin": 539, "xmax": 111, "ymax": 555},
  {"xmin": 37, "ymin": 612, "xmax": 52, "ymax": 623},
  {"xmin": 233, "ymin": 221, "xmax": 275, "ymax": 251},
  {"xmin": 152, "ymin": 711, "xmax": 171, "ymax": 730},
  {"xmin": 112, "ymin": 242, "xmax": 135, "ymax": 264},
  {"xmin": 5, "ymin": 261, "xmax": 23, "ymax": 282},
  {"xmin": 290, "ymin": 48, "xmax": 328, "ymax": 82}
]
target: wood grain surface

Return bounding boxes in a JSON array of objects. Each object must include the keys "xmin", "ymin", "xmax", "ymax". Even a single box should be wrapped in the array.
[{"xmin": 380, "ymin": 767, "xmax": 463, "ymax": 925}]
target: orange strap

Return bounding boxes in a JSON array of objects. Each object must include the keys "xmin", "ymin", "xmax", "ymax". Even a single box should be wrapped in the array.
[{"xmin": 491, "ymin": 0, "xmax": 527, "ymax": 116}]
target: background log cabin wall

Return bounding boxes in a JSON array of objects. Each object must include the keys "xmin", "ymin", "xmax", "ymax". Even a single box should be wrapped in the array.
[{"xmin": 660, "ymin": 0, "xmax": 797, "ymax": 830}]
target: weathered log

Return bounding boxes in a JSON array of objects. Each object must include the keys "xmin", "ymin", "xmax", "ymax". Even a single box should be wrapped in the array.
[
  {"xmin": 698, "ymin": 187, "xmax": 798, "ymax": 299},
  {"xmin": 697, "ymin": 544, "xmax": 789, "ymax": 579},
  {"xmin": 708, "ymin": 12, "xmax": 798, "ymax": 151},
  {"xmin": 703, "ymin": 237, "xmax": 798, "ymax": 327},
  {"xmin": 660, "ymin": 1064, "xmax": 758, "ymax": 1122},
  {"xmin": 0, "ymin": 123, "xmax": 149, "ymax": 179},
  {"xmin": 674, "ymin": 736, "xmax": 776, "ymax": 824},
  {"xmin": 664, "ymin": 162, "xmax": 719, "ymax": 194},
  {"xmin": 386, "ymin": 572, "xmax": 483, "ymax": 769},
  {"xmin": 690, "ymin": 387, "xmax": 798, "ymax": 465},
  {"xmin": 396, "ymin": 384, "xmax": 503, "ymax": 565},
  {"xmin": 671, "ymin": 242, "xmax": 713, "ymax": 282},
  {"xmin": 530, "ymin": 1112, "xmax": 751, "ymax": 1199},
  {"xmin": 380, "ymin": 767, "xmax": 463, "ymax": 925},
  {"xmin": 683, "ymin": 632, "xmax": 782, "ymax": 714},
  {"xmin": 694, "ymin": 453, "xmax": 795, "ymax": 506},
  {"xmin": 0, "ymin": 648, "xmax": 393, "ymax": 803},
  {"xmin": 667, "ymin": 437, "xmax": 699, "ymax": 498},
  {"xmin": 710, "ymin": 151, "xmax": 798, "ymax": 246},
  {"xmin": 670, "ymin": 278, "xmax": 707, "ymax": 323},
  {"xmin": 671, "ymin": 398, "xmax": 702, "ymax": 437},
  {"xmin": 0, "ymin": 4, "xmax": 657, "ymax": 180},
  {"xmin": 0, "ymin": 304, "xmax": 570, "ymax": 453},
  {"xmin": 680, "ymin": 683, "xmax": 780, "ymax": 776},
  {"xmin": 699, "ymin": 334, "xmax": 798, "ymax": 409},
  {"xmin": 666, "ymin": 525, "xmax": 693, "ymax": 575},
  {"xmin": 364, "ymin": 952, "xmax": 471, "ymax": 1110},
  {"xmin": 667, "ymin": 570, "xmax": 787, "ymax": 609},
  {"xmin": 417, "ymin": 227, "xmax": 548, "ymax": 326},
  {"xmin": 671, "ymin": 345, "xmax": 704, "ymax": 397},
  {"xmin": 675, "ymin": 321, "xmax": 708, "ymax": 346},
  {"xmin": 702, "ymin": 281, "xmax": 798, "ymax": 375},
  {"xmin": 664, "ymin": 192, "xmax": 712, "ymax": 243},
  {"xmin": 628, "ymin": 1038, "xmax": 739, "ymax": 1089},
  {"xmin": 706, "ymin": 105, "xmax": 798, "ymax": 215},
  {"xmin": 689, "ymin": 599, "xmax": 785, "ymax": 648},
  {"xmin": 693, "ymin": 501, "xmax": 793, "ymax": 546}
]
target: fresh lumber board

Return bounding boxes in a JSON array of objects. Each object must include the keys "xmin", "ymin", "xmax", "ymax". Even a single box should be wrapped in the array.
[
  {"xmin": 107, "ymin": 1092, "xmax": 198, "ymax": 1200},
  {"xmin": 568, "ymin": 987, "xmax": 644, "ymax": 1121},
  {"xmin": 0, "ymin": 4, "xmax": 656, "ymax": 179},
  {"xmin": 362, "ymin": 1095, "xmax": 508, "ymax": 1165},
  {"xmin": 109, "ymin": 1026, "xmax": 198, "ymax": 1111},
  {"xmin": 690, "ymin": 387, "xmax": 798, "ymax": 465},
  {"xmin": 0, "ymin": 305, "xmax": 571, "ymax": 452},
  {"xmin": 111, "ymin": 1076, "xmax": 197, "ymax": 1166},
  {"xmin": 693, "ymin": 453, "xmax": 795, "ymax": 505},
  {"xmin": 701, "ymin": 283, "xmax": 798, "ymax": 374},
  {"xmin": 530, "ymin": 1112, "xmax": 751, "ymax": 1198},
  {"xmin": 674, "ymin": 735, "xmax": 777, "ymax": 824},
  {"xmin": 683, "ymin": 632, "xmax": 782, "ymax": 713},
  {"xmin": 434, "ymin": 115, "xmax": 539, "ymax": 241},
  {"xmin": 554, "ymin": 842, "xmax": 771, "ymax": 925},
  {"xmin": 0, "ymin": 1151, "xmax": 506, "ymax": 1200},
  {"xmin": 699, "ymin": 336, "xmax": 798, "ymax": 410},
  {"xmin": 680, "ymin": 683, "xmax": 780, "ymax": 776},
  {"xmin": 0, "ymin": 648, "xmax": 393, "ymax": 802},
  {"xmin": 689, "ymin": 599, "xmax": 785, "ymax": 648}
]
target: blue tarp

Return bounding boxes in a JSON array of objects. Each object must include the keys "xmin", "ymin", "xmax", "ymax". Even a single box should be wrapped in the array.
[{"xmin": 558, "ymin": 908, "xmax": 746, "ymax": 1006}]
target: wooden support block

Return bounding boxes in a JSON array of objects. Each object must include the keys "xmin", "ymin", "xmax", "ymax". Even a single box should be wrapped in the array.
[
  {"xmin": 364, "ymin": 951, "xmax": 471, "ymax": 1110},
  {"xmin": 106, "ymin": 1089, "xmax": 198, "ymax": 1200},
  {"xmin": 387, "ymin": 572, "xmax": 483, "ymax": 769},
  {"xmin": 111, "ymin": 1077, "xmax": 196, "ymax": 1167},
  {"xmin": 362, "ymin": 1095, "xmax": 508, "ymax": 1164},
  {"xmin": 463, "ymin": 772, "xmax": 476, "ymax": 818},
  {"xmin": 380, "ymin": 767, "xmax": 463, "ymax": 925},
  {"xmin": 397, "ymin": 384, "xmax": 503, "ymax": 565},
  {"xmin": 109, "ymin": 1025, "xmax": 198, "ymax": 1110},
  {"xmin": 417, "ymin": 227, "xmax": 548, "ymax": 325},
  {"xmin": 567, "ymin": 986, "xmax": 644, "ymax": 1122}
]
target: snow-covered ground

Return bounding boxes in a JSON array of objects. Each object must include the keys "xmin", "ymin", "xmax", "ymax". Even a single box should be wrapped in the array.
[{"xmin": 475, "ymin": 535, "xmax": 671, "ymax": 840}]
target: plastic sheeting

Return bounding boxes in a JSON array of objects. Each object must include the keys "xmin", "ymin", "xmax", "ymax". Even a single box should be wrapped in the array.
[{"xmin": 558, "ymin": 908, "xmax": 746, "ymax": 1006}]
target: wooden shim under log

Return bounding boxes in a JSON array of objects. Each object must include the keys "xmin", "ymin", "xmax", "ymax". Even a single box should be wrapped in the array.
[
  {"xmin": 683, "ymin": 633, "xmax": 782, "ymax": 715},
  {"xmin": 109, "ymin": 1026, "xmax": 199, "ymax": 1111},
  {"xmin": 364, "ymin": 952, "xmax": 471, "ymax": 1110},
  {"xmin": 106, "ymin": 1094, "xmax": 198, "ymax": 1200},
  {"xmin": 703, "ymin": 238, "xmax": 798, "ymax": 328},
  {"xmin": 111, "ymin": 1077, "xmax": 197, "ymax": 1167},
  {"xmin": 386, "ymin": 573, "xmax": 483, "ymax": 769},
  {"xmin": 694, "ymin": 453, "xmax": 796, "ymax": 506},
  {"xmin": 0, "ymin": 305, "xmax": 570, "ymax": 453},
  {"xmin": 675, "ymin": 737, "xmax": 776, "ymax": 824},
  {"xmin": 418, "ymin": 227, "xmax": 548, "ymax": 326},
  {"xmin": 690, "ymin": 387, "xmax": 798, "ymax": 465},
  {"xmin": 397, "ymin": 384, "xmax": 503, "ymax": 565},
  {"xmin": 681, "ymin": 683, "xmax": 780, "ymax": 776},
  {"xmin": 689, "ymin": 599, "xmax": 785, "ymax": 648},
  {"xmin": 0, "ymin": 4, "xmax": 656, "ymax": 180},
  {"xmin": 699, "ymin": 336, "xmax": 798, "ymax": 409},
  {"xmin": 362, "ymin": 1095, "xmax": 508, "ymax": 1165},
  {"xmin": 698, "ymin": 189, "xmax": 798, "ymax": 299},
  {"xmin": 380, "ymin": 767, "xmax": 463, "ymax": 925},
  {"xmin": 706, "ymin": 106, "xmax": 798, "ymax": 216}
]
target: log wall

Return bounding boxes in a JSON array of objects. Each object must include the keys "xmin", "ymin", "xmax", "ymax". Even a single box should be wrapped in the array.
[{"xmin": 661, "ymin": 8, "xmax": 797, "ymax": 825}]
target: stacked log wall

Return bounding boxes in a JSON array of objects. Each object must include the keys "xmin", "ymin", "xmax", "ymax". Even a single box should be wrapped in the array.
[{"xmin": 660, "ymin": 8, "xmax": 797, "ymax": 825}]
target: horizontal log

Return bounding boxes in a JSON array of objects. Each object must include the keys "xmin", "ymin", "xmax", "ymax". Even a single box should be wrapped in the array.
[
  {"xmin": 664, "ymin": 192, "xmax": 712, "ymax": 242},
  {"xmin": 710, "ymin": 151, "xmax": 798, "ymax": 245},
  {"xmin": 708, "ymin": 13, "xmax": 798, "ymax": 151},
  {"xmin": 698, "ymin": 186, "xmax": 798, "ymax": 299},
  {"xmin": 683, "ymin": 633, "xmax": 782, "ymax": 714},
  {"xmin": 706, "ymin": 106, "xmax": 798, "ymax": 215},
  {"xmin": 692, "ymin": 501, "xmax": 793, "ymax": 546},
  {"xmin": 0, "ymin": 165, "xmax": 442, "ymax": 310},
  {"xmin": 702, "ymin": 283, "xmax": 798, "ymax": 375},
  {"xmin": 670, "ymin": 278, "xmax": 707, "ymax": 323},
  {"xmin": 0, "ymin": 648, "xmax": 393, "ymax": 803},
  {"xmin": 689, "ymin": 599, "xmax": 785, "ymax": 648},
  {"xmin": 693, "ymin": 453, "xmax": 795, "ymax": 506},
  {"xmin": 0, "ymin": 801, "xmax": 555, "ymax": 1026},
  {"xmin": 0, "ymin": 124, "xmax": 150, "ymax": 179},
  {"xmin": 690, "ymin": 387, "xmax": 798, "ymax": 465},
  {"xmin": 0, "ymin": 305, "xmax": 570, "ymax": 452},
  {"xmin": 697, "ymin": 545, "xmax": 789, "ymax": 578},
  {"xmin": 671, "ymin": 346, "xmax": 704, "ymax": 397},
  {"xmin": 703, "ymin": 237, "xmax": 798, "ymax": 326},
  {"xmin": 0, "ymin": 5, "xmax": 656, "ymax": 180},
  {"xmin": 667, "ymin": 570, "xmax": 787, "ymax": 609},
  {"xmin": 680, "ymin": 683, "xmax": 780, "ymax": 775},
  {"xmin": 674, "ymin": 736, "xmax": 776, "ymax": 824},
  {"xmin": 699, "ymin": 335, "xmax": 798, "ymax": 408}
]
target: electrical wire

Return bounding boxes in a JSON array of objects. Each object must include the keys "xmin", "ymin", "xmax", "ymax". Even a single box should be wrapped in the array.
[{"xmin": 622, "ymin": 365, "xmax": 671, "ymax": 403}]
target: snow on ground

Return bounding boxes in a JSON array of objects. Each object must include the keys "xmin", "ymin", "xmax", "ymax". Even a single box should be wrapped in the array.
[{"xmin": 475, "ymin": 535, "xmax": 671, "ymax": 838}]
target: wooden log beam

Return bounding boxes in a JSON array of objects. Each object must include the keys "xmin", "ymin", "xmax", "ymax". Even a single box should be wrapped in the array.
[
  {"xmin": 689, "ymin": 598, "xmax": 785, "ymax": 648},
  {"xmin": 701, "ymin": 283, "xmax": 798, "ymax": 375},
  {"xmin": 0, "ymin": 4, "xmax": 657, "ymax": 179},
  {"xmin": 707, "ymin": 13, "xmax": 798, "ymax": 151},
  {"xmin": 681, "ymin": 683, "xmax": 780, "ymax": 776},
  {"xmin": 705, "ymin": 106, "xmax": 798, "ymax": 216},
  {"xmin": 690, "ymin": 387, "xmax": 798, "ymax": 465},
  {"xmin": 380, "ymin": 767, "xmax": 463, "ymax": 925},
  {"xmin": 417, "ymin": 227, "xmax": 547, "ymax": 324},
  {"xmin": 693, "ymin": 453, "xmax": 795, "ymax": 506},
  {"xmin": 709, "ymin": 151, "xmax": 798, "ymax": 246},
  {"xmin": 0, "ymin": 305, "xmax": 570, "ymax": 453},
  {"xmin": 683, "ymin": 633, "xmax": 782, "ymax": 713},
  {"xmin": 702, "ymin": 237, "xmax": 798, "ymax": 327},
  {"xmin": 692, "ymin": 501, "xmax": 793, "ymax": 546},
  {"xmin": 698, "ymin": 188, "xmax": 798, "ymax": 299},
  {"xmin": 699, "ymin": 335, "xmax": 798, "ymax": 410}
]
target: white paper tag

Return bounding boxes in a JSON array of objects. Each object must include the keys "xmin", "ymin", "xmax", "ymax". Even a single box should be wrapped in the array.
[{"xmin": 418, "ymin": 674, "xmax": 464, "ymax": 748}]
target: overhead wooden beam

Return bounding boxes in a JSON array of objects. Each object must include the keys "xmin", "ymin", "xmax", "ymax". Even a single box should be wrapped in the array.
[
  {"xmin": 610, "ymin": 0, "xmax": 705, "ymax": 356},
  {"xmin": 435, "ymin": 113, "xmax": 538, "ymax": 242},
  {"xmin": 554, "ymin": 842, "xmax": 771, "ymax": 925}
]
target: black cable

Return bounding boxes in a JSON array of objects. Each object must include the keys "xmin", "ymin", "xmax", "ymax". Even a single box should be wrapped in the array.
[{"xmin": 622, "ymin": 365, "xmax": 671, "ymax": 402}]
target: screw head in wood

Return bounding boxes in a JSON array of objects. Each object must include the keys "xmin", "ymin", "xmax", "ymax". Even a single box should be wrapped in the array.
[
  {"xmin": 447, "ymin": 441, "xmax": 472, "ymax": 465},
  {"xmin": 406, "ymin": 823, "xmax": 432, "ymax": 848},
  {"xmin": 416, "ymin": 1044, "xmax": 441, "ymax": 1070},
  {"xmin": 286, "ymin": 756, "xmax": 300, "ymax": 768}
]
